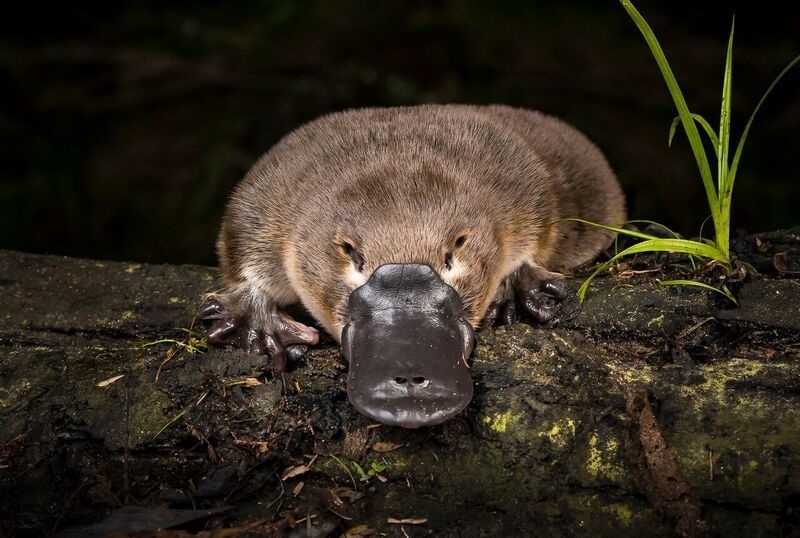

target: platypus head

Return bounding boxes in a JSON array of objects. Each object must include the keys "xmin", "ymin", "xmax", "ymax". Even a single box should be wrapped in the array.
[
  {"xmin": 289, "ymin": 168, "xmax": 510, "ymax": 428},
  {"xmin": 317, "ymin": 217, "xmax": 504, "ymax": 428},
  {"xmin": 341, "ymin": 263, "xmax": 475, "ymax": 428}
]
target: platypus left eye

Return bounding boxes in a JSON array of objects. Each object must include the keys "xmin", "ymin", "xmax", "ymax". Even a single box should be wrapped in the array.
[{"xmin": 340, "ymin": 241, "xmax": 365, "ymax": 272}]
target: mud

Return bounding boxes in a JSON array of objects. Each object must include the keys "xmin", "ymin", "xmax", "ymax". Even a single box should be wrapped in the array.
[{"xmin": 1, "ymin": 228, "xmax": 799, "ymax": 537}]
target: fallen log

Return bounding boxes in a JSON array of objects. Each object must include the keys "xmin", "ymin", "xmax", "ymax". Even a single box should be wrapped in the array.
[{"xmin": 1, "ymin": 228, "xmax": 799, "ymax": 536}]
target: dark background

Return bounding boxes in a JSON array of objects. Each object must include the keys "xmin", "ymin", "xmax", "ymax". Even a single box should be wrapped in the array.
[{"xmin": 1, "ymin": 1, "xmax": 798, "ymax": 265}]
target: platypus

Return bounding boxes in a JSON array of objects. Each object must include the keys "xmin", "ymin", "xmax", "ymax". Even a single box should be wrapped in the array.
[{"xmin": 199, "ymin": 105, "xmax": 626, "ymax": 428}]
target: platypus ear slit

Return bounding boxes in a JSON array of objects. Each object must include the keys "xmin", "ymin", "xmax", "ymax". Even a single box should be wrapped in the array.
[
  {"xmin": 444, "ymin": 233, "xmax": 467, "ymax": 270},
  {"xmin": 340, "ymin": 241, "xmax": 365, "ymax": 272}
]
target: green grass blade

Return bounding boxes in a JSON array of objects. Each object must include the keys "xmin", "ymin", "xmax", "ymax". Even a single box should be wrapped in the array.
[
  {"xmin": 668, "ymin": 113, "xmax": 720, "ymax": 156},
  {"xmin": 728, "ymin": 53, "xmax": 800, "ymax": 196},
  {"xmin": 712, "ymin": 18, "xmax": 735, "ymax": 258},
  {"xmin": 620, "ymin": 0, "xmax": 719, "ymax": 219},
  {"xmin": 612, "ymin": 238, "xmax": 728, "ymax": 261},
  {"xmin": 565, "ymin": 218, "xmax": 659, "ymax": 241},
  {"xmin": 697, "ymin": 215, "xmax": 713, "ymax": 241},
  {"xmin": 718, "ymin": 18, "xmax": 734, "ymax": 195},
  {"xmin": 328, "ymin": 454, "xmax": 358, "ymax": 490},
  {"xmin": 577, "ymin": 237, "xmax": 729, "ymax": 301},
  {"xmin": 722, "ymin": 51, "xmax": 800, "ymax": 259},
  {"xmin": 627, "ymin": 219, "xmax": 683, "ymax": 238},
  {"xmin": 569, "ymin": 221, "xmax": 695, "ymax": 272},
  {"xmin": 628, "ymin": 219, "xmax": 694, "ymax": 268},
  {"xmin": 660, "ymin": 279, "xmax": 738, "ymax": 304}
]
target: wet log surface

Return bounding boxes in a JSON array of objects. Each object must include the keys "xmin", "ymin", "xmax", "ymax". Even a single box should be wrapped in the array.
[{"xmin": 1, "ymin": 228, "xmax": 800, "ymax": 537}]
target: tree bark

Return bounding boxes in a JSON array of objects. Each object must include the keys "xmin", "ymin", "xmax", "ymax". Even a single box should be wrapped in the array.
[{"xmin": 1, "ymin": 232, "xmax": 799, "ymax": 536}]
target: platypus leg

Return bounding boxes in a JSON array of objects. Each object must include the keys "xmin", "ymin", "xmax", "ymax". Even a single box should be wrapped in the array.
[
  {"xmin": 484, "ymin": 264, "xmax": 567, "ymax": 328},
  {"xmin": 196, "ymin": 297, "xmax": 319, "ymax": 373}
]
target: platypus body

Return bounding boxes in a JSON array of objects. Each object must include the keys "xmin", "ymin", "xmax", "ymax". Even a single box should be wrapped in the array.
[{"xmin": 199, "ymin": 105, "xmax": 626, "ymax": 428}]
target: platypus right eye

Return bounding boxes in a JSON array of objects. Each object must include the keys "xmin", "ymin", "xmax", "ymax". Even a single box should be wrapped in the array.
[{"xmin": 341, "ymin": 242, "xmax": 365, "ymax": 272}]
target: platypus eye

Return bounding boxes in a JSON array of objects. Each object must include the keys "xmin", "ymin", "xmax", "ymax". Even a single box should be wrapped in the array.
[
  {"xmin": 341, "ymin": 242, "xmax": 365, "ymax": 272},
  {"xmin": 445, "ymin": 234, "xmax": 468, "ymax": 270}
]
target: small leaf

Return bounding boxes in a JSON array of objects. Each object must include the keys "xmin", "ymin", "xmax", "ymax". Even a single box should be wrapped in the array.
[
  {"xmin": 368, "ymin": 460, "xmax": 387, "ymax": 474},
  {"xmin": 281, "ymin": 464, "xmax": 309, "ymax": 480},
  {"xmin": 314, "ymin": 487, "xmax": 352, "ymax": 520},
  {"xmin": 351, "ymin": 461, "xmax": 368, "ymax": 480},
  {"xmin": 97, "ymin": 374, "xmax": 125, "ymax": 387},
  {"xmin": 388, "ymin": 517, "xmax": 428, "ymax": 525}
]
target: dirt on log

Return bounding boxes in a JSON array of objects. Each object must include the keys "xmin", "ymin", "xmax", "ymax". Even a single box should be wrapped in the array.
[{"xmin": 1, "ymin": 228, "xmax": 800, "ymax": 537}]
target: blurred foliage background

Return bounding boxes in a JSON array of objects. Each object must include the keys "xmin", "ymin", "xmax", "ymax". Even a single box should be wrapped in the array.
[{"xmin": 1, "ymin": 1, "xmax": 798, "ymax": 265}]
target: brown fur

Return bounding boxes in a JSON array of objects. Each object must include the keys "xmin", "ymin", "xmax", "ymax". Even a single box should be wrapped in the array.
[{"xmin": 215, "ymin": 105, "xmax": 626, "ymax": 340}]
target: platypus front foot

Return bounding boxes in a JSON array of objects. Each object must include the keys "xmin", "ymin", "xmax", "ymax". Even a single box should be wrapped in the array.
[
  {"xmin": 514, "ymin": 265, "xmax": 568, "ymax": 324},
  {"xmin": 483, "ymin": 265, "xmax": 568, "ymax": 328},
  {"xmin": 196, "ymin": 298, "xmax": 319, "ymax": 373}
]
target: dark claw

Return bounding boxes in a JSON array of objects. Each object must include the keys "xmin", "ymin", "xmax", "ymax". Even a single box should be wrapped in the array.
[
  {"xmin": 207, "ymin": 319, "xmax": 239, "ymax": 344},
  {"xmin": 197, "ymin": 298, "xmax": 228, "ymax": 321},
  {"xmin": 522, "ymin": 293, "xmax": 555, "ymax": 324},
  {"xmin": 481, "ymin": 302, "xmax": 500, "ymax": 329},
  {"xmin": 241, "ymin": 327, "xmax": 265, "ymax": 355},
  {"xmin": 515, "ymin": 267, "xmax": 568, "ymax": 325},
  {"xmin": 501, "ymin": 300, "xmax": 518, "ymax": 325},
  {"xmin": 262, "ymin": 334, "xmax": 286, "ymax": 373},
  {"xmin": 286, "ymin": 345, "xmax": 308, "ymax": 363},
  {"xmin": 541, "ymin": 280, "xmax": 568, "ymax": 300}
]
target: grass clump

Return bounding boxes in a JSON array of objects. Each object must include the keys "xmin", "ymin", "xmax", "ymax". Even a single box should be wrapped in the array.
[
  {"xmin": 143, "ymin": 326, "xmax": 207, "ymax": 382},
  {"xmin": 578, "ymin": 1, "xmax": 800, "ymax": 301},
  {"xmin": 142, "ymin": 327, "xmax": 208, "ymax": 355}
]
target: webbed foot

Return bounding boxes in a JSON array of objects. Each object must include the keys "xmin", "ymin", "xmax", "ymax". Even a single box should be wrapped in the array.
[
  {"xmin": 514, "ymin": 266, "xmax": 568, "ymax": 324},
  {"xmin": 482, "ymin": 265, "xmax": 570, "ymax": 328},
  {"xmin": 197, "ymin": 298, "xmax": 319, "ymax": 373}
]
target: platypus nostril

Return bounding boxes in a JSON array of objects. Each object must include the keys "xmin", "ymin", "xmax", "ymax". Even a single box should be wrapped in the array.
[{"xmin": 394, "ymin": 377, "xmax": 408, "ymax": 385}]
